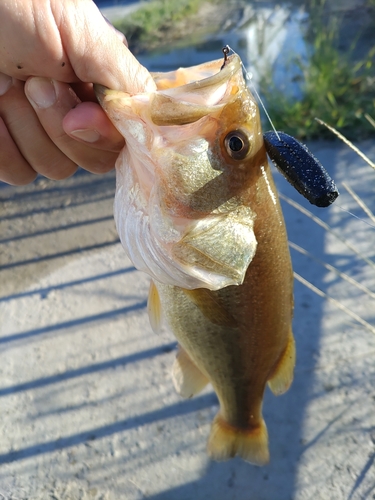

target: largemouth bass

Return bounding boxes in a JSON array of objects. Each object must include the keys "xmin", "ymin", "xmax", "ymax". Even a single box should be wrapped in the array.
[{"xmin": 95, "ymin": 53, "xmax": 295, "ymax": 465}]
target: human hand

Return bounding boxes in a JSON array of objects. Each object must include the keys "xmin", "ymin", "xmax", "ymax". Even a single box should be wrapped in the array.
[{"xmin": 0, "ymin": 0, "xmax": 156, "ymax": 185}]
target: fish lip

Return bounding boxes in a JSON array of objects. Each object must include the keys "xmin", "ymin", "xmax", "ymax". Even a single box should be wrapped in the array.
[
  {"xmin": 93, "ymin": 83, "xmax": 109, "ymax": 106},
  {"xmin": 189, "ymin": 54, "xmax": 241, "ymax": 90},
  {"xmin": 153, "ymin": 54, "xmax": 242, "ymax": 95}
]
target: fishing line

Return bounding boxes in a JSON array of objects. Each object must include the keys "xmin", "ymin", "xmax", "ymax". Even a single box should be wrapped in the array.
[
  {"xmin": 336, "ymin": 205, "xmax": 375, "ymax": 230},
  {"xmin": 342, "ymin": 181, "xmax": 375, "ymax": 224},
  {"xmin": 224, "ymin": 45, "xmax": 280, "ymax": 140}
]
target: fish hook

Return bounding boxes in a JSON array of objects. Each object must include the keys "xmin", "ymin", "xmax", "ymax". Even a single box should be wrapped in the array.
[{"xmin": 221, "ymin": 46, "xmax": 230, "ymax": 69}]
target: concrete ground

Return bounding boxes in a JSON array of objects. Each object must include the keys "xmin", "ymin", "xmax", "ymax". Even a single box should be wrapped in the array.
[{"xmin": 1, "ymin": 140, "xmax": 375, "ymax": 499}]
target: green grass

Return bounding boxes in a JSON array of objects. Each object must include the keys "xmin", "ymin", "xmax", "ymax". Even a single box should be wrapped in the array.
[
  {"xmin": 113, "ymin": 0, "xmax": 216, "ymax": 53},
  {"xmin": 260, "ymin": 0, "xmax": 375, "ymax": 140}
]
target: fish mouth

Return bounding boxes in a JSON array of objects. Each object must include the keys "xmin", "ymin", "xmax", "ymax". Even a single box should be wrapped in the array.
[
  {"xmin": 149, "ymin": 55, "xmax": 244, "ymax": 126},
  {"xmin": 94, "ymin": 54, "xmax": 242, "ymax": 111}
]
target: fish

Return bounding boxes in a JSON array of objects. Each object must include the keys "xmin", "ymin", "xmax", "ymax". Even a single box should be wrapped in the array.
[{"xmin": 95, "ymin": 53, "xmax": 295, "ymax": 465}]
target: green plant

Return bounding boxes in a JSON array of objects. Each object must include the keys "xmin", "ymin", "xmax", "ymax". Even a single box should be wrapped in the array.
[
  {"xmin": 260, "ymin": 0, "xmax": 375, "ymax": 140},
  {"xmin": 113, "ymin": 0, "xmax": 208, "ymax": 52}
]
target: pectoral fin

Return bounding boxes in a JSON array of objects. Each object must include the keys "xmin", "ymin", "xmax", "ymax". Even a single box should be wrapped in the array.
[
  {"xmin": 267, "ymin": 332, "xmax": 295, "ymax": 396},
  {"xmin": 172, "ymin": 211, "xmax": 257, "ymax": 290},
  {"xmin": 172, "ymin": 346, "xmax": 209, "ymax": 398}
]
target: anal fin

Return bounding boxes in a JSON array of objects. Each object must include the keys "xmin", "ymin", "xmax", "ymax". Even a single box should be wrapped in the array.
[
  {"xmin": 267, "ymin": 331, "xmax": 295, "ymax": 396},
  {"xmin": 172, "ymin": 346, "xmax": 209, "ymax": 399}
]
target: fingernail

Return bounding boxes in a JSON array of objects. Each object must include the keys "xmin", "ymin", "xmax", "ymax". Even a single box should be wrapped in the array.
[
  {"xmin": 70, "ymin": 129, "xmax": 101, "ymax": 143},
  {"xmin": 0, "ymin": 73, "xmax": 12, "ymax": 96},
  {"xmin": 27, "ymin": 77, "xmax": 56, "ymax": 108}
]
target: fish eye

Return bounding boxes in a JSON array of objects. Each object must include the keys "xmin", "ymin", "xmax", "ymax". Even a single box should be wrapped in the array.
[{"xmin": 224, "ymin": 130, "xmax": 251, "ymax": 160}]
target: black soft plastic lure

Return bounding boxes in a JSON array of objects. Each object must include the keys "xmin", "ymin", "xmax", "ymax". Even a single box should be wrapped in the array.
[{"xmin": 263, "ymin": 131, "xmax": 339, "ymax": 208}]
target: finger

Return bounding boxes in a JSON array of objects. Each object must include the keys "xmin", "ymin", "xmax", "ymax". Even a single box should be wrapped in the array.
[
  {"xmin": 0, "ymin": 2, "xmax": 77, "ymax": 82},
  {"xmin": 0, "ymin": 80, "xmax": 78, "ymax": 181},
  {"xmin": 63, "ymin": 101, "xmax": 124, "ymax": 153},
  {"xmin": 25, "ymin": 77, "xmax": 119, "ymax": 174},
  {"xmin": 0, "ymin": 117, "xmax": 37, "ymax": 185},
  {"xmin": 0, "ymin": 1, "xmax": 155, "ymax": 93},
  {"xmin": 0, "ymin": 72, "xmax": 12, "ymax": 96},
  {"xmin": 103, "ymin": 16, "xmax": 128, "ymax": 45},
  {"xmin": 53, "ymin": 2, "xmax": 156, "ymax": 92}
]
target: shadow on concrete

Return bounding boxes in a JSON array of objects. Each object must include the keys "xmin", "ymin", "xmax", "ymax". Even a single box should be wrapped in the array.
[
  {"xmin": 348, "ymin": 451, "xmax": 375, "ymax": 500},
  {"xmin": 0, "ymin": 393, "xmax": 217, "ymax": 465},
  {"xmin": 0, "ymin": 215, "xmax": 114, "ymax": 244},
  {"xmin": 0, "ymin": 170, "xmax": 115, "ymax": 222},
  {"xmin": 0, "ymin": 342, "xmax": 176, "ymax": 396},
  {"xmin": 0, "ymin": 170, "xmax": 115, "ymax": 203},
  {"xmin": 0, "ymin": 266, "xmax": 136, "ymax": 302},
  {"xmin": 0, "ymin": 193, "xmax": 115, "ymax": 222},
  {"xmin": 0, "ymin": 301, "xmax": 147, "ymax": 345},
  {"xmin": 0, "ymin": 239, "xmax": 120, "ymax": 270}
]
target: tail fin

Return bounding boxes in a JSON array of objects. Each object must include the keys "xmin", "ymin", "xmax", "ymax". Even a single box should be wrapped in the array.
[{"xmin": 207, "ymin": 414, "xmax": 269, "ymax": 465}]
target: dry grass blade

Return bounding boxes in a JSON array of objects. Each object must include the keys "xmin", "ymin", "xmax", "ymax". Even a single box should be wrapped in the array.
[
  {"xmin": 279, "ymin": 193, "xmax": 375, "ymax": 272},
  {"xmin": 365, "ymin": 113, "xmax": 375, "ymax": 129},
  {"xmin": 289, "ymin": 241, "xmax": 375, "ymax": 301},
  {"xmin": 294, "ymin": 272, "xmax": 375, "ymax": 335},
  {"xmin": 315, "ymin": 118, "xmax": 375, "ymax": 170}
]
